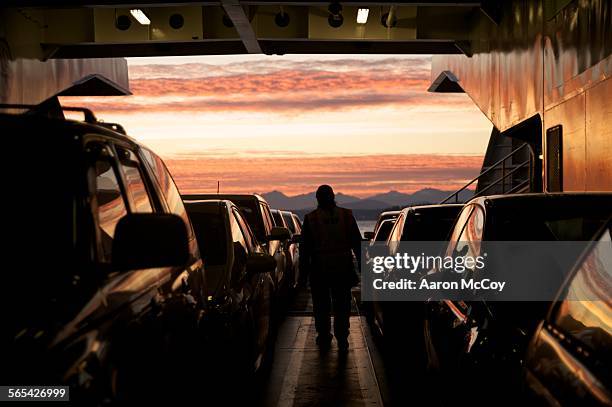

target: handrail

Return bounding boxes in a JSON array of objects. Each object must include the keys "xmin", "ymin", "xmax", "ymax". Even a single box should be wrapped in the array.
[
  {"xmin": 471, "ymin": 159, "xmax": 529, "ymax": 197},
  {"xmin": 439, "ymin": 143, "xmax": 531, "ymax": 204},
  {"xmin": 507, "ymin": 178, "xmax": 530, "ymax": 194}
]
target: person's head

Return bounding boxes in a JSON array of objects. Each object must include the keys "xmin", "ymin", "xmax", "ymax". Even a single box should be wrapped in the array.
[{"xmin": 316, "ymin": 184, "xmax": 336, "ymax": 209}]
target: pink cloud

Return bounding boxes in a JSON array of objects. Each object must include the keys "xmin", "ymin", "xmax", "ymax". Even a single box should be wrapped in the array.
[{"xmin": 164, "ymin": 153, "xmax": 482, "ymax": 197}]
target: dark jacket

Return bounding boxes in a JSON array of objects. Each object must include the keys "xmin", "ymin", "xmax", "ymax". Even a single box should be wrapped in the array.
[{"xmin": 299, "ymin": 206, "xmax": 362, "ymax": 286}]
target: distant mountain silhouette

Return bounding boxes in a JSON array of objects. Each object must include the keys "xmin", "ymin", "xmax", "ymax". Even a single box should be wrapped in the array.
[
  {"xmin": 262, "ymin": 188, "xmax": 473, "ymax": 211},
  {"xmin": 262, "ymin": 190, "xmax": 361, "ymax": 210}
]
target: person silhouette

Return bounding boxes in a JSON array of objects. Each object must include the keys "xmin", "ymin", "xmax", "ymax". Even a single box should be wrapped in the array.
[{"xmin": 299, "ymin": 185, "xmax": 362, "ymax": 351}]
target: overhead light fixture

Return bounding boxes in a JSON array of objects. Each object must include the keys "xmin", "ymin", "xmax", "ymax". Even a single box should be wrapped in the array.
[
  {"xmin": 275, "ymin": 6, "xmax": 290, "ymax": 27},
  {"xmin": 328, "ymin": 2, "xmax": 343, "ymax": 28},
  {"xmin": 357, "ymin": 8, "xmax": 369, "ymax": 24},
  {"xmin": 115, "ymin": 14, "xmax": 131, "ymax": 31},
  {"xmin": 169, "ymin": 13, "xmax": 184, "ymax": 29},
  {"xmin": 130, "ymin": 9, "xmax": 150, "ymax": 25}
]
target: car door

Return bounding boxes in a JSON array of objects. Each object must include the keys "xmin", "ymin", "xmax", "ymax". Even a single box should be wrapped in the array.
[
  {"xmin": 425, "ymin": 204, "xmax": 481, "ymax": 370},
  {"xmin": 232, "ymin": 207, "xmax": 273, "ymax": 363},
  {"xmin": 525, "ymin": 223, "xmax": 612, "ymax": 406},
  {"xmin": 260, "ymin": 201, "xmax": 286, "ymax": 288},
  {"xmin": 259, "ymin": 202, "xmax": 277, "ymax": 256},
  {"xmin": 91, "ymin": 141, "xmax": 165, "ymax": 322},
  {"xmin": 139, "ymin": 147, "xmax": 206, "ymax": 306},
  {"xmin": 51, "ymin": 139, "xmax": 163, "ymax": 378},
  {"xmin": 370, "ymin": 212, "xmax": 404, "ymax": 334}
]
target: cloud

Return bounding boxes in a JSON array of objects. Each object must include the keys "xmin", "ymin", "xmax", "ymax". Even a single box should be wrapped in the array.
[
  {"xmin": 128, "ymin": 71, "xmax": 430, "ymax": 96},
  {"xmin": 163, "ymin": 153, "xmax": 483, "ymax": 197},
  {"xmin": 127, "ymin": 56, "xmax": 431, "ymax": 79},
  {"xmin": 64, "ymin": 56, "xmax": 473, "ymax": 115},
  {"xmin": 77, "ymin": 90, "xmax": 472, "ymax": 114}
]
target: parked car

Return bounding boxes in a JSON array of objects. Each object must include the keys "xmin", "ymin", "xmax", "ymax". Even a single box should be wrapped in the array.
[
  {"xmin": 183, "ymin": 194, "xmax": 292, "ymax": 298},
  {"xmin": 289, "ymin": 212, "xmax": 303, "ymax": 234},
  {"xmin": 372, "ymin": 218, "xmax": 395, "ymax": 243},
  {"xmin": 271, "ymin": 208, "xmax": 298, "ymax": 290},
  {"xmin": 271, "ymin": 208, "xmax": 286, "ymax": 229},
  {"xmin": 523, "ymin": 219, "xmax": 611, "ymax": 406},
  {"xmin": 424, "ymin": 193, "xmax": 612, "ymax": 405},
  {"xmin": 2, "ymin": 106, "xmax": 208, "ymax": 403},
  {"xmin": 184, "ymin": 200, "xmax": 276, "ymax": 374},
  {"xmin": 370, "ymin": 204, "xmax": 463, "ymax": 339},
  {"xmin": 281, "ymin": 210, "xmax": 302, "ymax": 288},
  {"xmin": 364, "ymin": 210, "xmax": 400, "ymax": 240}
]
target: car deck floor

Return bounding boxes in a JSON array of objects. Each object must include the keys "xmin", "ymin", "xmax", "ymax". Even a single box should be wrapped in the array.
[{"xmin": 259, "ymin": 289, "xmax": 383, "ymax": 407}]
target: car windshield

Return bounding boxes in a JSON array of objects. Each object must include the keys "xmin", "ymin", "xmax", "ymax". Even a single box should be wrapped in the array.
[
  {"xmin": 231, "ymin": 199, "xmax": 266, "ymax": 242},
  {"xmin": 375, "ymin": 220, "xmax": 394, "ymax": 241},
  {"xmin": 282, "ymin": 212, "xmax": 296, "ymax": 233},
  {"xmin": 403, "ymin": 210, "xmax": 461, "ymax": 241},
  {"xmin": 188, "ymin": 212, "xmax": 228, "ymax": 266},
  {"xmin": 272, "ymin": 210, "xmax": 284, "ymax": 227}
]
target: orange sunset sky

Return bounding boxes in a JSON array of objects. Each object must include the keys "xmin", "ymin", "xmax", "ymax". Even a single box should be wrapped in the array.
[{"xmin": 62, "ymin": 54, "xmax": 492, "ymax": 197}]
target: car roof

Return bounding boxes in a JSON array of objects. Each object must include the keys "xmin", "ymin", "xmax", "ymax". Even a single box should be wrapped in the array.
[
  {"xmin": 1, "ymin": 112, "xmax": 140, "ymax": 147},
  {"xmin": 400, "ymin": 203, "xmax": 463, "ymax": 217},
  {"xmin": 182, "ymin": 193, "xmax": 267, "ymax": 204},
  {"xmin": 467, "ymin": 192, "xmax": 612, "ymax": 211},
  {"xmin": 379, "ymin": 210, "xmax": 400, "ymax": 217},
  {"xmin": 183, "ymin": 199, "xmax": 233, "ymax": 214}
]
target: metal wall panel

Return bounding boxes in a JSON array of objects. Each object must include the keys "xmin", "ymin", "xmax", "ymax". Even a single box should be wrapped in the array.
[
  {"xmin": 543, "ymin": 0, "xmax": 612, "ymax": 110},
  {"xmin": 431, "ymin": 1, "xmax": 544, "ymax": 132},
  {"xmin": 585, "ymin": 78, "xmax": 612, "ymax": 190},
  {"xmin": 543, "ymin": 92, "xmax": 586, "ymax": 191},
  {"xmin": 0, "ymin": 57, "xmax": 129, "ymax": 104},
  {"xmin": 431, "ymin": 0, "xmax": 611, "ymax": 192}
]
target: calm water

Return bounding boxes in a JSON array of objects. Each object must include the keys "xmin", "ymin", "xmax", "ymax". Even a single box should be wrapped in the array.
[{"xmin": 357, "ymin": 220, "xmax": 377, "ymax": 235}]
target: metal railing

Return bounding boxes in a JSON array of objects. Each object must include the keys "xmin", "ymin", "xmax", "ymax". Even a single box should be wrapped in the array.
[{"xmin": 440, "ymin": 143, "xmax": 532, "ymax": 204}]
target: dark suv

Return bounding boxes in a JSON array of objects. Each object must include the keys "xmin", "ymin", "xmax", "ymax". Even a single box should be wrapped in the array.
[
  {"xmin": 424, "ymin": 193, "xmax": 612, "ymax": 405},
  {"xmin": 370, "ymin": 204, "xmax": 463, "ymax": 339},
  {"xmin": 271, "ymin": 208, "xmax": 300, "ymax": 290},
  {"xmin": 364, "ymin": 210, "xmax": 400, "ymax": 240},
  {"xmin": 183, "ymin": 194, "xmax": 291, "ymax": 297},
  {"xmin": 184, "ymin": 200, "xmax": 276, "ymax": 374},
  {"xmin": 2, "ymin": 108, "xmax": 208, "ymax": 403},
  {"xmin": 524, "ymin": 219, "xmax": 611, "ymax": 406}
]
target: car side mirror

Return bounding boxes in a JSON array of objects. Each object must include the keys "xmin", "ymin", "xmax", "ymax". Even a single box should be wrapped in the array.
[
  {"xmin": 364, "ymin": 231, "xmax": 375, "ymax": 240},
  {"xmin": 247, "ymin": 252, "xmax": 276, "ymax": 274},
  {"xmin": 291, "ymin": 233, "xmax": 302, "ymax": 244},
  {"xmin": 112, "ymin": 213, "xmax": 189, "ymax": 271},
  {"xmin": 267, "ymin": 226, "xmax": 291, "ymax": 242}
]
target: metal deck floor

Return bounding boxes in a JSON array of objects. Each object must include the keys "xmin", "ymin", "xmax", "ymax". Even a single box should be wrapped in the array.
[{"xmin": 259, "ymin": 290, "xmax": 383, "ymax": 407}]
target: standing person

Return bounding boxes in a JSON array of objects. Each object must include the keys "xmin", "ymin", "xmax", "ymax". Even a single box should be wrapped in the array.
[{"xmin": 299, "ymin": 185, "xmax": 362, "ymax": 351}]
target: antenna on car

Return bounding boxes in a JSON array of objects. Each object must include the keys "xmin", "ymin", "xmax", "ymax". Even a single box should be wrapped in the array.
[{"xmin": 217, "ymin": 181, "xmax": 220, "ymax": 194}]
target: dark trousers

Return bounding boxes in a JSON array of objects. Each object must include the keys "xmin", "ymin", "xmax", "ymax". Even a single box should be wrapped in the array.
[{"xmin": 311, "ymin": 278, "xmax": 352, "ymax": 340}]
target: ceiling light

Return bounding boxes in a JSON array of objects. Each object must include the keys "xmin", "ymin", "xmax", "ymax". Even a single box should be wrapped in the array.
[
  {"xmin": 169, "ymin": 13, "xmax": 184, "ymax": 29},
  {"xmin": 328, "ymin": 2, "xmax": 343, "ymax": 28},
  {"xmin": 130, "ymin": 9, "xmax": 150, "ymax": 25},
  {"xmin": 115, "ymin": 14, "xmax": 131, "ymax": 30},
  {"xmin": 357, "ymin": 8, "xmax": 369, "ymax": 24}
]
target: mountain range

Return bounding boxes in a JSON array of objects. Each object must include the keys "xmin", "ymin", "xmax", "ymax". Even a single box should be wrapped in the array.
[{"xmin": 262, "ymin": 188, "xmax": 473, "ymax": 211}]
